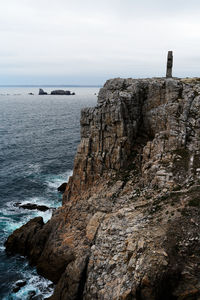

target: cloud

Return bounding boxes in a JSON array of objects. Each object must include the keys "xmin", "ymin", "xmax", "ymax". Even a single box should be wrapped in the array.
[{"xmin": 0, "ymin": 0, "xmax": 200, "ymax": 84}]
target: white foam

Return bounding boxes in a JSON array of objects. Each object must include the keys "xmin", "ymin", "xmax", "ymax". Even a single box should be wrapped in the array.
[
  {"xmin": 0, "ymin": 245, "xmax": 5, "ymax": 251},
  {"xmin": 45, "ymin": 170, "xmax": 72, "ymax": 189},
  {"xmin": 0, "ymin": 170, "xmax": 73, "ymax": 298},
  {"xmin": 6, "ymin": 273, "xmax": 54, "ymax": 300},
  {"xmin": 30, "ymin": 209, "xmax": 53, "ymax": 223},
  {"xmin": 20, "ymin": 196, "xmax": 49, "ymax": 206},
  {"xmin": 2, "ymin": 215, "xmax": 30, "ymax": 234},
  {"xmin": 26, "ymin": 163, "xmax": 41, "ymax": 175},
  {"xmin": 1, "ymin": 260, "xmax": 54, "ymax": 299}
]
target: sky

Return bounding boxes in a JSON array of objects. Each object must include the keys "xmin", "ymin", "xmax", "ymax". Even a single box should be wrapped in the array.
[{"xmin": 0, "ymin": 0, "xmax": 200, "ymax": 85}]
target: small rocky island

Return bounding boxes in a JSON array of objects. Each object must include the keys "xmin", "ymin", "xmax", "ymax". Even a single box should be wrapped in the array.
[
  {"xmin": 5, "ymin": 54, "xmax": 200, "ymax": 299},
  {"xmin": 39, "ymin": 88, "xmax": 75, "ymax": 95}
]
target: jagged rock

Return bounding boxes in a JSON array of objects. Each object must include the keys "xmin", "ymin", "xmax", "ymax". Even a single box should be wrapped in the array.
[
  {"xmin": 39, "ymin": 89, "xmax": 47, "ymax": 95},
  {"xmin": 50, "ymin": 90, "xmax": 75, "ymax": 95},
  {"xmin": 5, "ymin": 213, "xmax": 75, "ymax": 283},
  {"xmin": 5, "ymin": 217, "xmax": 44, "ymax": 256},
  {"xmin": 15, "ymin": 202, "xmax": 49, "ymax": 211},
  {"xmin": 12, "ymin": 280, "xmax": 27, "ymax": 293},
  {"xmin": 5, "ymin": 77, "xmax": 200, "ymax": 299},
  {"xmin": 57, "ymin": 182, "xmax": 67, "ymax": 192}
]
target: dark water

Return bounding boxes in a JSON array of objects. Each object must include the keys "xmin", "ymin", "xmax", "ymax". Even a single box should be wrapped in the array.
[{"xmin": 0, "ymin": 87, "xmax": 99, "ymax": 299}]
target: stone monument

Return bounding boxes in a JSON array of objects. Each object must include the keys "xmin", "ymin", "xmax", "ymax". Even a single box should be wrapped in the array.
[{"xmin": 166, "ymin": 51, "xmax": 173, "ymax": 78}]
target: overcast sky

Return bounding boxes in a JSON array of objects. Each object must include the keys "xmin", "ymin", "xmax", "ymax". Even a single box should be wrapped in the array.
[{"xmin": 0, "ymin": 0, "xmax": 200, "ymax": 85}]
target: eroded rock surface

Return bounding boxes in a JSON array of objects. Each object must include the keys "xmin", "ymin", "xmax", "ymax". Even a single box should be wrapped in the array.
[{"xmin": 5, "ymin": 77, "xmax": 200, "ymax": 299}]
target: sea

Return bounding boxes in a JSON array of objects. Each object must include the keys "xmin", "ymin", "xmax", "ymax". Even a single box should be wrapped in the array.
[{"xmin": 0, "ymin": 86, "xmax": 99, "ymax": 299}]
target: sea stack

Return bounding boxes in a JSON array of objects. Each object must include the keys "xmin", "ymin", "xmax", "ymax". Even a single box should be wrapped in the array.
[{"xmin": 166, "ymin": 50, "xmax": 173, "ymax": 78}]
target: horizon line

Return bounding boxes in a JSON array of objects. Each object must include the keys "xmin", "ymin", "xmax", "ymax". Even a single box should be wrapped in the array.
[{"xmin": 0, "ymin": 84, "xmax": 102, "ymax": 88}]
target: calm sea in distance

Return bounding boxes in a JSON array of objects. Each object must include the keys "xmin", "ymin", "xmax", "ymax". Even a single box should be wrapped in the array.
[{"xmin": 0, "ymin": 86, "xmax": 99, "ymax": 299}]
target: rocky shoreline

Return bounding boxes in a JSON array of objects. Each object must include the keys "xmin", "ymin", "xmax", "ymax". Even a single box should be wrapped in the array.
[{"xmin": 5, "ymin": 77, "xmax": 200, "ymax": 299}]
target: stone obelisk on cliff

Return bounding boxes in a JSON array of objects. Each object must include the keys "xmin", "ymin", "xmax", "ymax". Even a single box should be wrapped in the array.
[{"xmin": 166, "ymin": 51, "xmax": 173, "ymax": 78}]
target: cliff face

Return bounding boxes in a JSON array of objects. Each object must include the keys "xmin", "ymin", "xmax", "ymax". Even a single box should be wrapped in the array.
[
  {"xmin": 64, "ymin": 77, "xmax": 200, "ymax": 201},
  {"xmin": 5, "ymin": 77, "xmax": 200, "ymax": 300}
]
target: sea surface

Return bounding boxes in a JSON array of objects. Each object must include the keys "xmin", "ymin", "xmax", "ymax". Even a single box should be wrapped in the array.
[{"xmin": 0, "ymin": 86, "xmax": 99, "ymax": 299}]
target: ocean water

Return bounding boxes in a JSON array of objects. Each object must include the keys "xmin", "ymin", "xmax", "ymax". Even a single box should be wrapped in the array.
[{"xmin": 0, "ymin": 86, "xmax": 99, "ymax": 299}]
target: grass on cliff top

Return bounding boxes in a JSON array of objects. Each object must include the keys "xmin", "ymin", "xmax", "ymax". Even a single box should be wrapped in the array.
[{"xmin": 181, "ymin": 77, "xmax": 200, "ymax": 84}]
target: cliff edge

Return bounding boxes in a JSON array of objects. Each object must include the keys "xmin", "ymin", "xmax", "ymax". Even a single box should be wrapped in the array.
[{"xmin": 5, "ymin": 77, "xmax": 200, "ymax": 300}]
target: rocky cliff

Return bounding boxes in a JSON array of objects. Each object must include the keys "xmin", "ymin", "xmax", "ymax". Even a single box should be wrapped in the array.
[{"xmin": 5, "ymin": 77, "xmax": 200, "ymax": 300}]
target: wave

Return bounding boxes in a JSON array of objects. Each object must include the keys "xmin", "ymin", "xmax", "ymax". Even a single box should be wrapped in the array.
[{"xmin": 45, "ymin": 170, "xmax": 72, "ymax": 189}]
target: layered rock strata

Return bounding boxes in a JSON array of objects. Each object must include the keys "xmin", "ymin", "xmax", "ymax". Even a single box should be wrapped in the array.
[{"xmin": 5, "ymin": 77, "xmax": 200, "ymax": 300}]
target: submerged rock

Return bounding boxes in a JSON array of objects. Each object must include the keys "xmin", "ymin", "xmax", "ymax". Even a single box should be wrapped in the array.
[{"xmin": 5, "ymin": 77, "xmax": 200, "ymax": 299}]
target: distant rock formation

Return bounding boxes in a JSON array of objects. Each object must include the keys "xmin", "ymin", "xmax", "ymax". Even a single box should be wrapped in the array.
[
  {"xmin": 50, "ymin": 90, "xmax": 75, "ymax": 95},
  {"xmin": 39, "ymin": 88, "xmax": 47, "ymax": 95},
  {"xmin": 5, "ymin": 77, "xmax": 200, "ymax": 300},
  {"xmin": 38, "ymin": 89, "xmax": 75, "ymax": 95}
]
